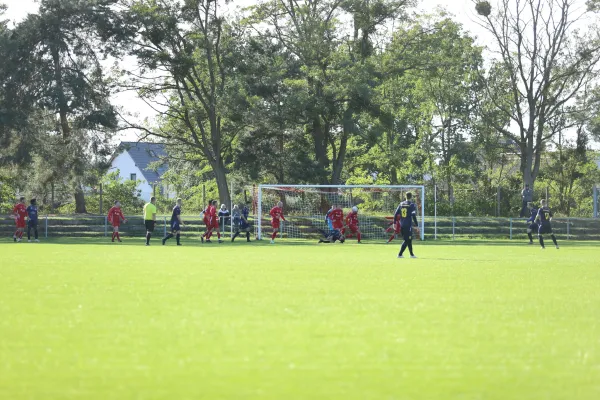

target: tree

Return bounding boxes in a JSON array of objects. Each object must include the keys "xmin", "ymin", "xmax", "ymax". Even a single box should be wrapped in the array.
[
  {"xmin": 115, "ymin": 0, "xmax": 251, "ymax": 207},
  {"xmin": 2, "ymin": 0, "xmax": 119, "ymax": 212},
  {"xmin": 474, "ymin": 0, "xmax": 600, "ymax": 189}
]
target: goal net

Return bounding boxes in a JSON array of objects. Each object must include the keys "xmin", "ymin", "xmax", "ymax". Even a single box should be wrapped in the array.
[{"xmin": 254, "ymin": 185, "xmax": 425, "ymax": 241}]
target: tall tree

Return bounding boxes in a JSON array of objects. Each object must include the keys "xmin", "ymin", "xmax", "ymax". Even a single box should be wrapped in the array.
[
  {"xmin": 2, "ymin": 0, "xmax": 119, "ymax": 212},
  {"xmin": 474, "ymin": 0, "xmax": 600, "ymax": 189},
  {"xmin": 115, "ymin": 0, "xmax": 250, "ymax": 207}
]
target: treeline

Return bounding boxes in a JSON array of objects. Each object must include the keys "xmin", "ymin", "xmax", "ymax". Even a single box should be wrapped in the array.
[{"xmin": 1, "ymin": 0, "xmax": 600, "ymax": 217}]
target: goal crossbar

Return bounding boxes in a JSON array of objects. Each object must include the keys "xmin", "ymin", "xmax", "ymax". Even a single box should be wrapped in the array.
[{"xmin": 256, "ymin": 184, "xmax": 425, "ymax": 241}]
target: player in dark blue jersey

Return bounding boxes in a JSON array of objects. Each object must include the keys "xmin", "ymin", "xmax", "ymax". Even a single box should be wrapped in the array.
[
  {"xmin": 394, "ymin": 192, "xmax": 419, "ymax": 258},
  {"xmin": 239, "ymin": 203, "xmax": 252, "ymax": 242},
  {"xmin": 163, "ymin": 198, "xmax": 184, "ymax": 245},
  {"xmin": 525, "ymin": 202, "xmax": 538, "ymax": 244},
  {"xmin": 26, "ymin": 198, "xmax": 40, "ymax": 242},
  {"xmin": 535, "ymin": 199, "xmax": 559, "ymax": 249}
]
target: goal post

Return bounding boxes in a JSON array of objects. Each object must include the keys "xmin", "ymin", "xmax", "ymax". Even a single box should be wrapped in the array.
[{"xmin": 256, "ymin": 184, "xmax": 425, "ymax": 241}]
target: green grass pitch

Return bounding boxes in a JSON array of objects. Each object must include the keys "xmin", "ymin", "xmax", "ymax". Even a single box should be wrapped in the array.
[{"xmin": 1, "ymin": 238, "xmax": 599, "ymax": 399}]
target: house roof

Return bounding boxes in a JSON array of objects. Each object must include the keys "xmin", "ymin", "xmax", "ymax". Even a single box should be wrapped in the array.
[{"xmin": 116, "ymin": 142, "xmax": 168, "ymax": 183}]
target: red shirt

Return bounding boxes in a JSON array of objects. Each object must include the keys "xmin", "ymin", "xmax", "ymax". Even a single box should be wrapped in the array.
[
  {"xmin": 346, "ymin": 212, "xmax": 358, "ymax": 227},
  {"xmin": 330, "ymin": 208, "xmax": 344, "ymax": 229},
  {"xmin": 207, "ymin": 205, "xmax": 217, "ymax": 223},
  {"xmin": 13, "ymin": 203, "xmax": 27, "ymax": 221},
  {"xmin": 108, "ymin": 206, "xmax": 125, "ymax": 224},
  {"xmin": 270, "ymin": 206, "xmax": 285, "ymax": 221}
]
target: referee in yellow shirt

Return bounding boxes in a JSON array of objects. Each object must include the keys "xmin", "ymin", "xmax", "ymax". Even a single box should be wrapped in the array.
[{"xmin": 144, "ymin": 196, "xmax": 157, "ymax": 246}]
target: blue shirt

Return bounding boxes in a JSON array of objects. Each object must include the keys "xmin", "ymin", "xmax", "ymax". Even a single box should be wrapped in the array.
[
  {"xmin": 325, "ymin": 208, "xmax": 334, "ymax": 230},
  {"xmin": 170, "ymin": 205, "xmax": 181, "ymax": 224},
  {"xmin": 27, "ymin": 205, "xmax": 38, "ymax": 222},
  {"xmin": 527, "ymin": 207, "xmax": 538, "ymax": 223},
  {"xmin": 536, "ymin": 207, "xmax": 553, "ymax": 225},
  {"xmin": 395, "ymin": 201, "xmax": 417, "ymax": 228}
]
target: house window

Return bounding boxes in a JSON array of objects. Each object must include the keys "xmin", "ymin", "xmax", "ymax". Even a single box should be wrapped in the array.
[{"xmin": 130, "ymin": 173, "xmax": 137, "ymax": 181}]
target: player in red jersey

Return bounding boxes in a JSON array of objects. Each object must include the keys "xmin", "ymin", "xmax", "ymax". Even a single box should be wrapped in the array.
[
  {"xmin": 210, "ymin": 200, "xmax": 223, "ymax": 243},
  {"xmin": 385, "ymin": 214, "xmax": 401, "ymax": 243},
  {"xmin": 343, "ymin": 206, "xmax": 362, "ymax": 243},
  {"xmin": 107, "ymin": 200, "xmax": 127, "ymax": 242},
  {"xmin": 201, "ymin": 200, "xmax": 213, "ymax": 243},
  {"xmin": 329, "ymin": 204, "xmax": 344, "ymax": 231},
  {"xmin": 269, "ymin": 201, "xmax": 285, "ymax": 243},
  {"xmin": 11, "ymin": 197, "xmax": 27, "ymax": 242}
]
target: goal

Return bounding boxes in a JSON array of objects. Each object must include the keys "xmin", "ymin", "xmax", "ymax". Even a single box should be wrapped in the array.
[{"xmin": 254, "ymin": 184, "xmax": 425, "ymax": 241}]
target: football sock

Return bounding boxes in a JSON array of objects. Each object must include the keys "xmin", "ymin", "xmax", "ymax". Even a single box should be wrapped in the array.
[
  {"xmin": 232, "ymin": 232, "xmax": 239, "ymax": 240},
  {"xmin": 27, "ymin": 227, "xmax": 31, "ymax": 240},
  {"xmin": 527, "ymin": 232, "xmax": 533, "ymax": 242},
  {"xmin": 408, "ymin": 239, "xmax": 414, "ymax": 256},
  {"xmin": 176, "ymin": 234, "xmax": 180, "ymax": 245},
  {"xmin": 539, "ymin": 236, "xmax": 545, "ymax": 247},
  {"xmin": 146, "ymin": 232, "xmax": 151, "ymax": 244},
  {"xmin": 34, "ymin": 228, "xmax": 38, "ymax": 240},
  {"xmin": 357, "ymin": 233, "xmax": 361, "ymax": 242},
  {"xmin": 164, "ymin": 233, "xmax": 174, "ymax": 242},
  {"xmin": 271, "ymin": 232, "xmax": 277, "ymax": 240},
  {"xmin": 551, "ymin": 234, "xmax": 558, "ymax": 246},
  {"xmin": 217, "ymin": 232, "xmax": 221, "ymax": 239},
  {"xmin": 246, "ymin": 232, "xmax": 250, "ymax": 241},
  {"xmin": 112, "ymin": 232, "xmax": 116, "ymax": 241},
  {"xmin": 19, "ymin": 231, "xmax": 23, "ymax": 239},
  {"xmin": 116, "ymin": 233, "xmax": 121, "ymax": 241},
  {"xmin": 399, "ymin": 241, "xmax": 407, "ymax": 256},
  {"xmin": 388, "ymin": 235, "xmax": 395, "ymax": 243},
  {"xmin": 14, "ymin": 230, "xmax": 19, "ymax": 238}
]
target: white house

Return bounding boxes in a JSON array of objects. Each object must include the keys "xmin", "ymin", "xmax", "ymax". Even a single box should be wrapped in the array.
[{"xmin": 109, "ymin": 142, "xmax": 169, "ymax": 201}]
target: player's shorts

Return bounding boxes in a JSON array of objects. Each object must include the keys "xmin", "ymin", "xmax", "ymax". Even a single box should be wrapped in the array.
[
  {"xmin": 111, "ymin": 222, "xmax": 120, "ymax": 228},
  {"xmin": 28, "ymin": 220, "xmax": 38, "ymax": 228},
  {"xmin": 271, "ymin": 219, "xmax": 280, "ymax": 229},
  {"xmin": 171, "ymin": 221, "xmax": 181, "ymax": 232},
  {"xmin": 211, "ymin": 220, "xmax": 220, "ymax": 230},
  {"xmin": 15, "ymin": 219, "xmax": 26, "ymax": 229},
  {"xmin": 240, "ymin": 221, "xmax": 250, "ymax": 230},
  {"xmin": 400, "ymin": 226, "xmax": 413, "ymax": 241},
  {"xmin": 145, "ymin": 220, "xmax": 155, "ymax": 232},
  {"xmin": 538, "ymin": 223, "xmax": 552, "ymax": 235},
  {"xmin": 528, "ymin": 223, "xmax": 537, "ymax": 232}
]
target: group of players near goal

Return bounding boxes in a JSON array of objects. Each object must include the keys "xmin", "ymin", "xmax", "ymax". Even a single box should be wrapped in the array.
[{"xmin": 8, "ymin": 192, "xmax": 560, "ymax": 252}]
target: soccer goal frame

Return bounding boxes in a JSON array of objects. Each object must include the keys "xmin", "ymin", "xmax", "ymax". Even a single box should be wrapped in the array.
[{"xmin": 256, "ymin": 184, "xmax": 425, "ymax": 241}]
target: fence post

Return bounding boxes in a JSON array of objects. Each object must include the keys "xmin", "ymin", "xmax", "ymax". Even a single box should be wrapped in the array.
[
  {"xmin": 567, "ymin": 218, "xmax": 570, "ymax": 240},
  {"xmin": 594, "ymin": 185, "xmax": 598, "ymax": 218},
  {"xmin": 104, "ymin": 216, "xmax": 107, "ymax": 237},
  {"xmin": 45, "ymin": 215, "xmax": 48, "ymax": 238},
  {"xmin": 434, "ymin": 184, "xmax": 437, "ymax": 240},
  {"xmin": 509, "ymin": 217, "xmax": 512, "ymax": 240},
  {"xmin": 452, "ymin": 216, "xmax": 455, "ymax": 241}
]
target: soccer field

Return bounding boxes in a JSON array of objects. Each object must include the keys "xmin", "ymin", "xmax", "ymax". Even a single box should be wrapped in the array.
[{"xmin": 1, "ymin": 239, "xmax": 599, "ymax": 399}]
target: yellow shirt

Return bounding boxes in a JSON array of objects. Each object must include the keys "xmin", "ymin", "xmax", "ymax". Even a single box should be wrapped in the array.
[{"xmin": 144, "ymin": 202, "xmax": 157, "ymax": 220}]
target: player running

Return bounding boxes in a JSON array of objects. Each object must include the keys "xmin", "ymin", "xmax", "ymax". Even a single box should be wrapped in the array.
[
  {"xmin": 525, "ymin": 201, "xmax": 538, "ymax": 245},
  {"xmin": 11, "ymin": 197, "xmax": 27, "ymax": 242},
  {"xmin": 143, "ymin": 196, "xmax": 157, "ymax": 246},
  {"xmin": 107, "ymin": 200, "xmax": 127, "ymax": 242},
  {"xmin": 395, "ymin": 192, "xmax": 419, "ymax": 259},
  {"xmin": 535, "ymin": 199, "xmax": 559, "ymax": 250},
  {"xmin": 211, "ymin": 200, "xmax": 224, "ymax": 243},
  {"xmin": 26, "ymin": 198, "xmax": 40, "ymax": 242},
  {"xmin": 163, "ymin": 198, "xmax": 184, "ymax": 246},
  {"xmin": 343, "ymin": 206, "xmax": 362, "ymax": 243},
  {"xmin": 269, "ymin": 201, "xmax": 285, "ymax": 244}
]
